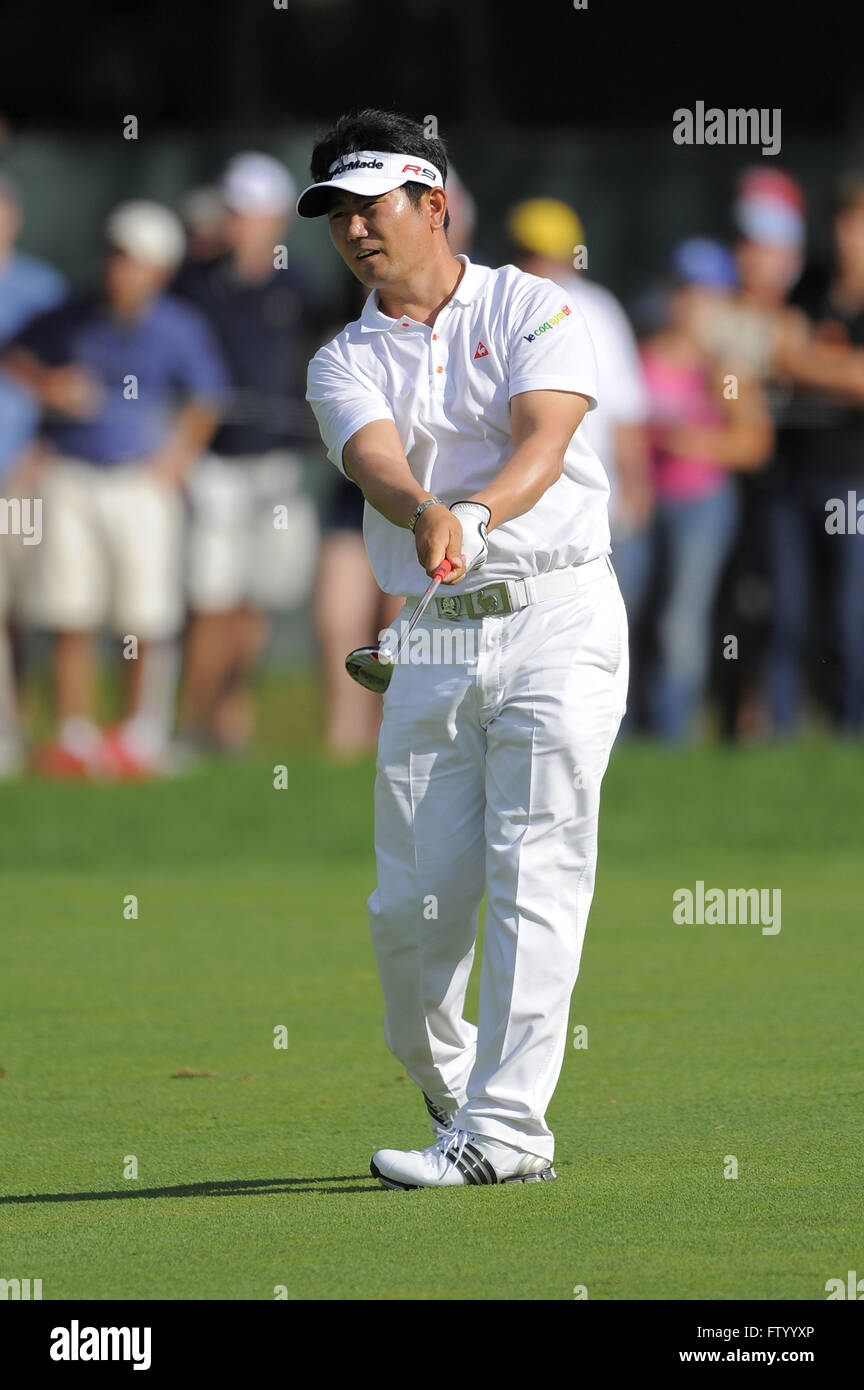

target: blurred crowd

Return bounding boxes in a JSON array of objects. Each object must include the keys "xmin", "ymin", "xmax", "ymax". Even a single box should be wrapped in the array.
[{"xmin": 1, "ymin": 150, "xmax": 864, "ymax": 777}]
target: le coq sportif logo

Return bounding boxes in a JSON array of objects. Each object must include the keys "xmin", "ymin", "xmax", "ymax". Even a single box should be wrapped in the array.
[{"xmin": 522, "ymin": 304, "xmax": 572, "ymax": 344}]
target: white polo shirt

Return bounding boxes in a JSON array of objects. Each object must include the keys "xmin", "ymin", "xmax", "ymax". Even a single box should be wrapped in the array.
[{"xmin": 306, "ymin": 254, "xmax": 611, "ymax": 596}]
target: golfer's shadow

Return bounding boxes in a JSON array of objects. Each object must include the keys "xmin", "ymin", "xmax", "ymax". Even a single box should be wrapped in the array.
[{"xmin": 0, "ymin": 1175, "xmax": 381, "ymax": 1205}]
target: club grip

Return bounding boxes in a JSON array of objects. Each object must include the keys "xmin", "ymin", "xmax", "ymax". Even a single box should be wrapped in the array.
[{"xmin": 433, "ymin": 559, "xmax": 454, "ymax": 581}]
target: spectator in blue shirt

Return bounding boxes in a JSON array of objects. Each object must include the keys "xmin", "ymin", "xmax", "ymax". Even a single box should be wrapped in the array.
[
  {"xmin": 0, "ymin": 172, "xmax": 67, "ymax": 475},
  {"xmin": 0, "ymin": 171, "xmax": 66, "ymax": 775},
  {"xmin": 2, "ymin": 199, "xmax": 229, "ymax": 778}
]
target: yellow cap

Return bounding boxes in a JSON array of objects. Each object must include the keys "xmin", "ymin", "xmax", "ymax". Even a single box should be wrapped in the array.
[{"xmin": 506, "ymin": 198, "xmax": 584, "ymax": 261}]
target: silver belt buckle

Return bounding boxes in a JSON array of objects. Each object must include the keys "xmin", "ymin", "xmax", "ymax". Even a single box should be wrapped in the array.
[
  {"xmin": 435, "ymin": 581, "xmax": 513, "ymax": 621},
  {"xmin": 436, "ymin": 593, "xmax": 464, "ymax": 621},
  {"xmin": 466, "ymin": 582, "xmax": 512, "ymax": 617}
]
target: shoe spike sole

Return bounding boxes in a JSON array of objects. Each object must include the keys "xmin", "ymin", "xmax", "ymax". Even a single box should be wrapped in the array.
[{"xmin": 369, "ymin": 1160, "xmax": 418, "ymax": 1191}]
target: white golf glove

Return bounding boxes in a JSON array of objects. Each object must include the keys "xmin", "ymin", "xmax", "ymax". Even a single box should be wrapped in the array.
[{"xmin": 450, "ymin": 500, "xmax": 491, "ymax": 574}]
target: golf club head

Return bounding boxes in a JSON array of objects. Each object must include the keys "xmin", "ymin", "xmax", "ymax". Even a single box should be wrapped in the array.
[{"xmin": 345, "ymin": 645, "xmax": 395, "ymax": 694}]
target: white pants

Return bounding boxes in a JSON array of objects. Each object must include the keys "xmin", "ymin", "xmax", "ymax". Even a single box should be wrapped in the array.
[{"xmin": 368, "ymin": 559, "xmax": 629, "ymax": 1161}]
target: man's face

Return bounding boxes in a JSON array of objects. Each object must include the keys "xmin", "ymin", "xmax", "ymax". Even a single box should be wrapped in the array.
[
  {"xmin": 672, "ymin": 283, "xmax": 730, "ymax": 338},
  {"xmin": 326, "ymin": 186, "xmax": 442, "ymax": 288},
  {"xmin": 223, "ymin": 208, "xmax": 288, "ymax": 261},
  {"xmin": 735, "ymin": 238, "xmax": 801, "ymax": 302},
  {"xmin": 103, "ymin": 248, "xmax": 171, "ymax": 311}
]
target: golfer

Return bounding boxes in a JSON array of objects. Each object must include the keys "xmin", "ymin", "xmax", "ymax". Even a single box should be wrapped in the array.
[{"xmin": 301, "ymin": 109, "xmax": 628, "ymax": 1188}]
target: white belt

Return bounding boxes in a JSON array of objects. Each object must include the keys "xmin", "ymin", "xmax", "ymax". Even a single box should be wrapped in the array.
[{"xmin": 407, "ymin": 554, "xmax": 613, "ymax": 622}]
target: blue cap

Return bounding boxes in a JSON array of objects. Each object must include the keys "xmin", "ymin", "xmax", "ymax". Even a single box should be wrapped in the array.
[{"xmin": 671, "ymin": 237, "xmax": 737, "ymax": 289}]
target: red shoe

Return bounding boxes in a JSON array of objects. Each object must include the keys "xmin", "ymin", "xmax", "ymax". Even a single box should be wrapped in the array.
[
  {"xmin": 94, "ymin": 727, "xmax": 159, "ymax": 781},
  {"xmin": 31, "ymin": 742, "xmax": 92, "ymax": 780}
]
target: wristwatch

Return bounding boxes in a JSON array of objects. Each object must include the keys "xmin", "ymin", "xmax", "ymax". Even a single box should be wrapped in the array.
[{"xmin": 407, "ymin": 496, "xmax": 446, "ymax": 532}]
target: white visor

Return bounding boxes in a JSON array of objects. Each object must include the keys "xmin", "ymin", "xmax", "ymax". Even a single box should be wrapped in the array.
[{"xmin": 296, "ymin": 149, "xmax": 444, "ymax": 218}]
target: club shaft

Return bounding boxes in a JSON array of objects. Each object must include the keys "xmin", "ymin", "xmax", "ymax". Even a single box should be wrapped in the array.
[{"xmin": 393, "ymin": 575, "xmax": 443, "ymax": 661}]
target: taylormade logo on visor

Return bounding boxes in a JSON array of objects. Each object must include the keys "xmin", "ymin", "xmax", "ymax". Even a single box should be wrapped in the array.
[
  {"xmin": 326, "ymin": 151, "xmax": 443, "ymax": 185},
  {"xmin": 330, "ymin": 158, "xmax": 385, "ymax": 175}
]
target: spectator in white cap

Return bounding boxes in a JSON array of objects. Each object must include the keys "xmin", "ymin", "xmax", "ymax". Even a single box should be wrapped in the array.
[
  {"xmin": 173, "ymin": 153, "xmax": 321, "ymax": 754},
  {"xmin": 1, "ymin": 199, "xmax": 230, "ymax": 778},
  {"xmin": 220, "ymin": 152, "xmax": 296, "ymax": 276}
]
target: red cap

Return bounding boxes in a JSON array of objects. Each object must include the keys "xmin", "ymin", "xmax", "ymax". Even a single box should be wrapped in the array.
[{"xmin": 736, "ymin": 168, "xmax": 805, "ymax": 212}]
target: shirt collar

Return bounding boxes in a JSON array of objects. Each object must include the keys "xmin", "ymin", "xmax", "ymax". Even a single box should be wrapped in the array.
[{"xmin": 359, "ymin": 255, "xmax": 485, "ymax": 333}]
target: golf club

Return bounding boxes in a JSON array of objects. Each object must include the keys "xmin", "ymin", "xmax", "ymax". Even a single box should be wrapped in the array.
[{"xmin": 345, "ymin": 558, "xmax": 455, "ymax": 693}]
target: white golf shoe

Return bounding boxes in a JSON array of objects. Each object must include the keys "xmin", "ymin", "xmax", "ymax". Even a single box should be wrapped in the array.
[{"xmin": 371, "ymin": 1126, "xmax": 557, "ymax": 1189}]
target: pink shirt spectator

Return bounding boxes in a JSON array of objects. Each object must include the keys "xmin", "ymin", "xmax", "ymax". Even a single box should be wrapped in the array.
[{"xmin": 641, "ymin": 348, "xmax": 727, "ymax": 501}]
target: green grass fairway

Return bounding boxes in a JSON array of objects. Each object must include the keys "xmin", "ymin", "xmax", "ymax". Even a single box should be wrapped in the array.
[{"xmin": 1, "ymin": 725, "xmax": 861, "ymax": 1300}]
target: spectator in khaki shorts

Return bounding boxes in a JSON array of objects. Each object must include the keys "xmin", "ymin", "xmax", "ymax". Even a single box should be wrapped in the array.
[{"xmin": 2, "ymin": 200, "xmax": 229, "ymax": 777}]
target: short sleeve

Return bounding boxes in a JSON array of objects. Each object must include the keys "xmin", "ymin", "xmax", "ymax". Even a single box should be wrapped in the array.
[
  {"xmin": 306, "ymin": 349, "xmax": 395, "ymax": 476},
  {"xmin": 507, "ymin": 279, "xmax": 598, "ymax": 410}
]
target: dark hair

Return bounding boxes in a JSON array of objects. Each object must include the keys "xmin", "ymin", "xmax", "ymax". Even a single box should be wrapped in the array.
[{"xmin": 309, "ymin": 108, "xmax": 450, "ymax": 231}]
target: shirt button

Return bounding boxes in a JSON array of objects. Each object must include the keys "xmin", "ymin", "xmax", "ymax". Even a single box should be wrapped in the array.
[
  {"xmin": 432, "ymin": 333, "xmax": 438, "ymax": 340},
  {"xmin": 402, "ymin": 322, "xmax": 409, "ymax": 327},
  {"xmin": 436, "ymin": 366, "xmax": 444, "ymax": 374}
]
